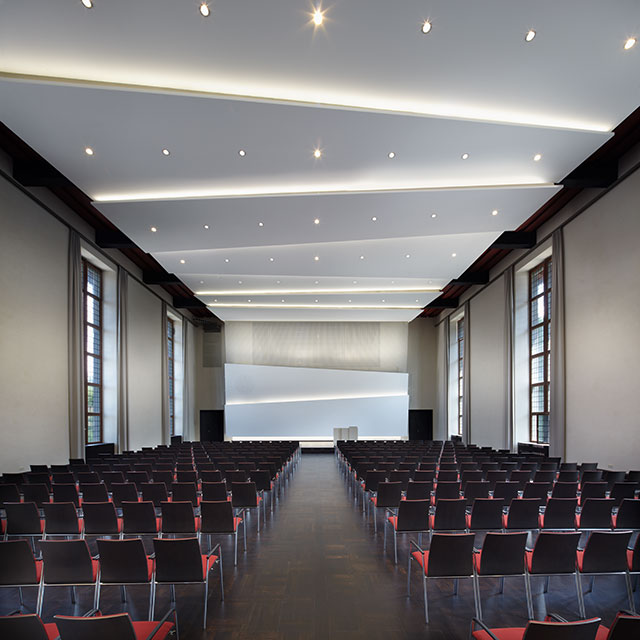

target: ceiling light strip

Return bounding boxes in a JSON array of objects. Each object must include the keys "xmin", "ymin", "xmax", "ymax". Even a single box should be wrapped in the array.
[
  {"xmin": 226, "ymin": 392, "xmax": 409, "ymax": 406},
  {"xmin": 195, "ymin": 287, "xmax": 441, "ymax": 295},
  {"xmin": 0, "ymin": 72, "xmax": 611, "ymax": 133},
  {"xmin": 207, "ymin": 303, "xmax": 423, "ymax": 309}
]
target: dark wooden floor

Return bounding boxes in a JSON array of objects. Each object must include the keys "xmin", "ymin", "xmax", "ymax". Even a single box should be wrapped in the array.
[{"xmin": 5, "ymin": 454, "xmax": 637, "ymax": 639}]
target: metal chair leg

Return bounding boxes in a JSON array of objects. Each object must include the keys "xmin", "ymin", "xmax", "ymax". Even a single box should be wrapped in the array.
[
  {"xmin": 93, "ymin": 580, "xmax": 101, "ymax": 610},
  {"xmin": 524, "ymin": 572, "xmax": 534, "ymax": 620},
  {"xmin": 148, "ymin": 582, "xmax": 155, "ymax": 622},
  {"xmin": 393, "ymin": 529, "xmax": 398, "ymax": 565},
  {"xmin": 18, "ymin": 587, "xmax": 24, "ymax": 606},
  {"xmin": 422, "ymin": 573, "xmax": 429, "ymax": 624},
  {"xmin": 625, "ymin": 571, "xmax": 636, "ymax": 614},
  {"xmin": 474, "ymin": 575, "xmax": 483, "ymax": 621},
  {"xmin": 544, "ymin": 575, "xmax": 550, "ymax": 593},
  {"xmin": 499, "ymin": 576, "xmax": 505, "ymax": 594},
  {"xmin": 219, "ymin": 553, "xmax": 224, "ymax": 601},
  {"xmin": 203, "ymin": 577, "xmax": 208, "ymax": 630},
  {"xmin": 71, "ymin": 585, "xmax": 77, "ymax": 604},
  {"xmin": 120, "ymin": 584, "xmax": 127, "ymax": 602},
  {"xmin": 453, "ymin": 578, "xmax": 459, "ymax": 595},
  {"xmin": 575, "ymin": 572, "xmax": 586, "ymax": 618}
]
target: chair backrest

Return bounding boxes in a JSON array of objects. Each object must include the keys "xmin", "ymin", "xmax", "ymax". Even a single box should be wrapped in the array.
[
  {"xmin": 529, "ymin": 531, "xmax": 581, "ymax": 574},
  {"xmin": 615, "ymin": 498, "xmax": 640, "ymax": 529},
  {"xmin": 76, "ymin": 472, "xmax": 100, "ymax": 484},
  {"xmin": 551, "ymin": 482, "xmax": 579, "ymax": 499},
  {"xmin": 388, "ymin": 470, "xmax": 410, "ymax": 491},
  {"xmin": 581, "ymin": 530, "xmax": 633, "ymax": 573},
  {"xmin": 101, "ymin": 471, "xmax": 125, "ymax": 489},
  {"xmin": 40, "ymin": 539, "xmax": 94, "ymax": 583},
  {"xmin": 160, "ymin": 500, "xmax": 197, "ymax": 534},
  {"xmin": 231, "ymin": 482, "xmax": 259, "ymax": 508},
  {"xmin": 141, "ymin": 482, "xmax": 169, "ymax": 506},
  {"xmin": 432, "ymin": 499, "xmax": 467, "ymax": 531},
  {"xmin": 437, "ymin": 470, "xmax": 459, "ymax": 483},
  {"xmin": 202, "ymin": 481, "xmax": 228, "ymax": 502},
  {"xmin": 0, "ymin": 614, "xmax": 50, "ymax": 640},
  {"xmin": 52, "ymin": 483, "xmax": 80, "ymax": 507},
  {"xmin": 463, "ymin": 481, "xmax": 490, "ymax": 501},
  {"xmin": 542, "ymin": 498, "xmax": 578, "ymax": 529},
  {"xmin": 374, "ymin": 482, "xmax": 402, "ymax": 508},
  {"xmin": 201, "ymin": 500, "xmax": 235, "ymax": 533},
  {"xmin": 413, "ymin": 470, "xmax": 436, "ymax": 484},
  {"xmin": 151, "ymin": 470, "xmax": 174, "ymax": 486},
  {"xmin": 396, "ymin": 499, "xmax": 429, "ymax": 532},
  {"xmin": 4, "ymin": 502, "xmax": 42, "ymax": 535},
  {"xmin": 0, "ymin": 483, "xmax": 21, "ymax": 507},
  {"xmin": 82, "ymin": 501, "xmax": 120, "ymax": 534},
  {"xmin": 486, "ymin": 470, "xmax": 508, "ymax": 488},
  {"xmin": 176, "ymin": 470, "xmax": 198, "ymax": 484},
  {"xmin": 52, "ymin": 472, "xmax": 75, "ymax": 485},
  {"xmin": 406, "ymin": 481, "xmax": 431, "ymax": 500},
  {"xmin": 580, "ymin": 470, "xmax": 603, "ymax": 484},
  {"xmin": 522, "ymin": 482, "xmax": 552, "ymax": 504},
  {"xmin": 604, "ymin": 611, "xmax": 640, "ymax": 639},
  {"xmin": 0, "ymin": 539, "xmax": 39, "ymax": 584},
  {"xmin": 200, "ymin": 470, "xmax": 223, "ymax": 483},
  {"xmin": 122, "ymin": 501, "xmax": 158, "ymax": 534},
  {"xmin": 171, "ymin": 482, "xmax": 198, "ymax": 506},
  {"xmin": 557, "ymin": 471, "xmax": 579, "ymax": 483},
  {"xmin": 580, "ymin": 482, "xmax": 607, "ymax": 504},
  {"xmin": 364, "ymin": 470, "xmax": 387, "ymax": 493},
  {"xmin": 153, "ymin": 537, "xmax": 204, "ymax": 583},
  {"xmin": 26, "ymin": 472, "xmax": 51, "ymax": 488},
  {"xmin": 610, "ymin": 483, "xmax": 639, "ymax": 506},
  {"xmin": 111, "ymin": 482, "xmax": 139, "ymax": 507},
  {"xmin": 55, "ymin": 613, "xmax": 138, "ymax": 640},
  {"xmin": 43, "ymin": 502, "xmax": 80, "ymax": 535},
  {"xmin": 579, "ymin": 499, "xmax": 614, "ymax": 529},
  {"xmin": 96, "ymin": 538, "xmax": 150, "ymax": 583},
  {"xmin": 477, "ymin": 531, "xmax": 527, "ymax": 575},
  {"xmin": 21, "ymin": 483, "xmax": 50, "ymax": 507},
  {"xmin": 434, "ymin": 481, "xmax": 461, "ymax": 502},
  {"xmin": 493, "ymin": 481, "xmax": 521, "ymax": 502},
  {"xmin": 505, "ymin": 498, "xmax": 540, "ymax": 530},
  {"xmin": 79, "ymin": 483, "xmax": 109, "ymax": 503},
  {"xmin": 251, "ymin": 469, "xmax": 271, "ymax": 492},
  {"xmin": 468, "ymin": 498, "xmax": 504, "ymax": 530},
  {"xmin": 520, "ymin": 617, "xmax": 600, "ymax": 640},
  {"xmin": 225, "ymin": 470, "xmax": 248, "ymax": 486},
  {"xmin": 426, "ymin": 533, "xmax": 475, "ymax": 577},
  {"xmin": 461, "ymin": 470, "xmax": 484, "ymax": 487},
  {"xmin": 125, "ymin": 471, "xmax": 149, "ymax": 490}
]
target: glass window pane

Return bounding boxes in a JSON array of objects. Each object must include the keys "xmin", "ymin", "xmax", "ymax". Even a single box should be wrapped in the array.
[
  {"xmin": 531, "ymin": 355, "xmax": 544, "ymax": 384},
  {"xmin": 86, "ymin": 264, "xmax": 101, "ymax": 297},
  {"xmin": 87, "ymin": 385, "xmax": 101, "ymax": 414},
  {"xmin": 87, "ymin": 325, "xmax": 101, "ymax": 355},
  {"xmin": 87, "ymin": 355, "xmax": 101, "ymax": 384},
  {"xmin": 531, "ymin": 264, "xmax": 544, "ymax": 296},
  {"xmin": 531, "ymin": 296, "xmax": 545, "ymax": 326},
  {"xmin": 531, "ymin": 325, "xmax": 544, "ymax": 355},
  {"xmin": 537, "ymin": 414, "xmax": 549, "ymax": 444},
  {"xmin": 87, "ymin": 415, "xmax": 101, "ymax": 444},
  {"xmin": 531, "ymin": 386, "xmax": 544, "ymax": 413},
  {"xmin": 86, "ymin": 296, "xmax": 100, "ymax": 326}
]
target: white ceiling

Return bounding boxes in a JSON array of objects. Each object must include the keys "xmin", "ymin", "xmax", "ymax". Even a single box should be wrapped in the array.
[{"xmin": 1, "ymin": 0, "xmax": 638, "ymax": 322}]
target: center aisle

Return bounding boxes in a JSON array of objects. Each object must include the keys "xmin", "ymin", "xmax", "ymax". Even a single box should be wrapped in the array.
[{"xmin": 197, "ymin": 453, "xmax": 452, "ymax": 640}]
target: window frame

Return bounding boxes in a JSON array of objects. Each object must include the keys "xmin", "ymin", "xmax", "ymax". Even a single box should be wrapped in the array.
[
  {"xmin": 528, "ymin": 256, "xmax": 552, "ymax": 444},
  {"xmin": 82, "ymin": 258, "xmax": 103, "ymax": 444},
  {"xmin": 457, "ymin": 317, "xmax": 465, "ymax": 436},
  {"xmin": 167, "ymin": 317, "xmax": 175, "ymax": 437}
]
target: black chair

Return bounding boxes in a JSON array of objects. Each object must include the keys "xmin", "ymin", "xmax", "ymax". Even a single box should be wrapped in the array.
[
  {"xmin": 82, "ymin": 501, "xmax": 122, "ymax": 538},
  {"xmin": 540, "ymin": 498, "xmax": 578, "ymax": 530},
  {"xmin": 437, "ymin": 470, "xmax": 459, "ymax": 483},
  {"xmin": 486, "ymin": 470, "xmax": 508, "ymax": 490},
  {"xmin": 170, "ymin": 482, "xmax": 199, "ymax": 507},
  {"xmin": 576, "ymin": 498, "xmax": 615, "ymax": 530},
  {"xmin": 201, "ymin": 500, "xmax": 245, "ymax": 565},
  {"xmin": 466, "ymin": 498, "xmax": 504, "ymax": 532},
  {"xmin": 3, "ymin": 502, "xmax": 44, "ymax": 544},
  {"xmin": 576, "ymin": 530, "xmax": 634, "ymax": 616},
  {"xmin": 141, "ymin": 482, "xmax": 169, "ymax": 507},
  {"xmin": 54, "ymin": 608, "xmax": 176, "ymax": 640},
  {"xmin": 151, "ymin": 470, "xmax": 174, "ymax": 486},
  {"xmin": 430, "ymin": 498, "xmax": 468, "ymax": 533},
  {"xmin": 38, "ymin": 539, "xmax": 99, "ymax": 615},
  {"xmin": 75, "ymin": 472, "xmax": 100, "ymax": 485},
  {"xmin": 503, "ymin": 498, "xmax": 540, "ymax": 531},
  {"xmin": 389, "ymin": 470, "xmax": 411, "ymax": 492},
  {"xmin": 525, "ymin": 531, "xmax": 583, "ymax": 618},
  {"xmin": 408, "ymin": 533, "xmax": 477, "ymax": 624},
  {"xmin": 464, "ymin": 481, "xmax": 491, "ymax": 501},
  {"xmin": 473, "ymin": 531, "xmax": 530, "ymax": 619},
  {"xmin": 493, "ymin": 481, "xmax": 521, "ymax": 503},
  {"xmin": 79, "ymin": 483, "xmax": 109, "ymax": 503},
  {"xmin": 597, "ymin": 611, "xmax": 640, "ymax": 640},
  {"xmin": 201, "ymin": 481, "xmax": 228, "ymax": 502},
  {"xmin": 152, "ymin": 537, "xmax": 222, "ymax": 629},
  {"xmin": 385, "ymin": 499, "xmax": 429, "ymax": 564},
  {"xmin": 176, "ymin": 470, "xmax": 198, "ymax": 484},
  {"xmin": 406, "ymin": 481, "xmax": 432, "ymax": 500},
  {"xmin": 613, "ymin": 499, "xmax": 640, "ymax": 530},
  {"xmin": 121, "ymin": 501, "xmax": 160, "ymax": 537},
  {"xmin": 522, "ymin": 482, "xmax": 552, "ymax": 507},
  {"xmin": 579, "ymin": 482, "xmax": 607, "ymax": 506},
  {"xmin": 159, "ymin": 500, "xmax": 198, "ymax": 538},
  {"xmin": 52, "ymin": 472, "xmax": 75, "ymax": 485},
  {"xmin": 369, "ymin": 482, "xmax": 402, "ymax": 533},
  {"xmin": 101, "ymin": 471, "xmax": 125, "ymax": 491},
  {"xmin": 21, "ymin": 484, "xmax": 50, "ymax": 508},
  {"xmin": 125, "ymin": 471, "xmax": 149, "ymax": 492},
  {"xmin": 111, "ymin": 483, "xmax": 139, "ymax": 508},
  {"xmin": 557, "ymin": 471, "xmax": 579, "ymax": 483},
  {"xmin": 0, "ymin": 612, "xmax": 59, "ymax": 639},
  {"xmin": 432, "ymin": 481, "xmax": 461, "ymax": 505},
  {"xmin": 470, "ymin": 615, "xmax": 601, "ymax": 639},
  {"xmin": 551, "ymin": 482, "xmax": 579, "ymax": 499},
  {"xmin": 43, "ymin": 502, "xmax": 83, "ymax": 539},
  {"xmin": 0, "ymin": 539, "xmax": 43, "ymax": 610},
  {"xmin": 231, "ymin": 482, "xmax": 264, "ymax": 532},
  {"xmin": 0, "ymin": 483, "xmax": 21, "ymax": 508},
  {"xmin": 251, "ymin": 469, "xmax": 275, "ymax": 512},
  {"xmin": 610, "ymin": 483, "xmax": 639, "ymax": 507},
  {"xmin": 200, "ymin": 470, "xmax": 223, "ymax": 483},
  {"xmin": 52, "ymin": 483, "xmax": 80, "ymax": 507},
  {"xmin": 95, "ymin": 538, "xmax": 155, "ymax": 618}
]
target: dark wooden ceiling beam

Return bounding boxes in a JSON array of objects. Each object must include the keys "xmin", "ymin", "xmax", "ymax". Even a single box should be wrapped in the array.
[
  {"xmin": 95, "ymin": 229, "xmax": 137, "ymax": 249},
  {"xmin": 560, "ymin": 159, "xmax": 618, "ymax": 189}
]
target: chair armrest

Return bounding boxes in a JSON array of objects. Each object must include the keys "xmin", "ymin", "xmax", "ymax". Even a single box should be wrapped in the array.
[
  {"xmin": 385, "ymin": 508, "xmax": 398, "ymax": 516},
  {"xmin": 148, "ymin": 552, "xmax": 156, "ymax": 559},
  {"xmin": 81, "ymin": 609, "xmax": 101, "ymax": 617},
  {"xmin": 546, "ymin": 613, "xmax": 569, "ymax": 623},
  {"xmin": 409, "ymin": 539, "xmax": 425, "ymax": 554},
  {"xmin": 470, "ymin": 617, "xmax": 501, "ymax": 640},
  {"xmin": 207, "ymin": 542, "xmax": 221, "ymax": 558},
  {"xmin": 143, "ymin": 606, "xmax": 177, "ymax": 640}
]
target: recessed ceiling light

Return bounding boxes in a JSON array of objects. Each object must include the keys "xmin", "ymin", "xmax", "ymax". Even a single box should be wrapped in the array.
[
  {"xmin": 281, "ymin": 299, "xmax": 285, "ymax": 303},
  {"xmin": 405, "ymin": 254, "xmax": 411, "ymax": 258},
  {"xmin": 360, "ymin": 255, "xmax": 365, "ymax": 260},
  {"xmin": 421, "ymin": 20, "xmax": 432, "ymax": 35},
  {"xmin": 372, "ymin": 216, "xmax": 377, "ymax": 221},
  {"xmin": 248, "ymin": 299, "xmax": 251, "ymax": 303},
  {"xmin": 81, "ymin": 0, "xmax": 93, "ymax": 8},
  {"xmin": 150, "ymin": 226, "xmax": 157, "ymax": 232},
  {"xmin": 315, "ymin": 299, "xmax": 319, "ymax": 303},
  {"xmin": 258, "ymin": 221, "xmax": 264, "ymax": 227},
  {"xmin": 199, "ymin": 3, "xmax": 210, "ymax": 17},
  {"xmin": 269, "ymin": 257, "xmax": 274, "ymax": 262},
  {"xmin": 525, "ymin": 29, "xmax": 536, "ymax": 42},
  {"xmin": 461, "ymin": 153, "xmax": 469, "ymax": 160},
  {"xmin": 624, "ymin": 37, "xmax": 637, "ymax": 50},
  {"xmin": 179, "ymin": 259, "xmax": 186, "ymax": 264},
  {"xmin": 224, "ymin": 258, "xmax": 230, "ymax": 263},
  {"xmin": 388, "ymin": 152, "xmax": 395, "ymax": 159},
  {"xmin": 200, "ymin": 280, "xmax": 204, "ymax": 284},
  {"xmin": 533, "ymin": 153, "xmax": 542, "ymax": 162},
  {"xmin": 431, "ymin": 213, "xmax": 437, "ymax": 218},
  {"xmin": 416, "ymin": 299, "xmax": 419, "ymax": 303},
  {"xmin": 276, "ymin": 280, "xmax": 281, "ymax": 284},
  {"xmin": 314, "ymin": 218, "xmax": 320, "ymax": 225},
  {"xmin": 491, "ymin": 209, "xmax": 498, "ymax": 216},
  {"xmin": 313, "ymin": 148, "xmax": 322, "ymax": 159},
  {"xmin": 314, "ymin": 256, "xmax": 320, "ymax": 261},
  {"xmin": 348, "ymin": 299, "xmax": 352, "ymax": 303},
  {"xmin": 391, "ymin": 281, "xmax": 395, "ymax": 284},
  {"xmin": 203, "ymin": 224, "xmax": 210, "ymax": 229},
  {"xmin": 315, "ymin": 281, "xmax": 319, "ymax": 284},
  {"xmin": 312, "ymin": 9, "xmax": 323, "ymax": 26},
  {"xmin": 162, "ymin": 148, "xmax": 170, "ymax": 156},
  {"xmin": 85, "ymin": 147, "xmax": 94, "ymax": 156},
  {"xmin": 451, "ymin": 253, "xmax": 457, "ymax": 258},
  {"xmin": 214, "ymin": 299, "xmax": 217, "ymax": 302},
  {"xmin": 353, "ymin": 280, "xmax": 357, "ymax": 284},
  {"xmin": 238, "ymin": 280, "xmax": 243, "ymax": 284},
  {"xmin": 238, "ymin": 149, "xmax": 246, "ymax": 157}
]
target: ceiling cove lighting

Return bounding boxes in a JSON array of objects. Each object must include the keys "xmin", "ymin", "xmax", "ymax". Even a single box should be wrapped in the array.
[
  {"xmin": 93, "ymin": 179, "xmax": 556, "ymax": 202},
  {"xmin": 208, "ymin": 303, "xmax": 424, "ymax": 310},
  {"xmin": 195, "ymin": 286, "xmax": 441, "ymax": 295},
  {"xmin": 624, "ymin": 37, "xmax": 636, "ymax": 50},
  {"xmin": 199, "ymin": 3, "xmax": 210, "ymax": 18},
  {"xmin": 525, "ymin": 29, "xmax": 536, "ymax": 42},
  {"xmin": 421, "ymin": 20, "xmax": 432, "ymax": 34}
]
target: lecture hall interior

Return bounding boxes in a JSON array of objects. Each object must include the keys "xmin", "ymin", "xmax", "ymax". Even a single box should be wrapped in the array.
[{"xmin": 1, "ymin": 1, "xmax": 639, "ymax": 639}]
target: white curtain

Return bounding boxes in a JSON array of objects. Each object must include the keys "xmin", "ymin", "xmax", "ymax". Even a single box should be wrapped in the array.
[
  {"xmin": 117, "ymin": 266, "xmax": 129, "ymax": 452},
  {"xmin": 437, "ymin": 317, "xmax": 450, "ymax": 440},
  {"xmin": 550, "ymin": 228, "xmax": 566, "ymax": 459},
  {"xmin": 504, "ymin": 266, "xmax": 516, "ymax": 451},
  {"xmin": 462, "ymin": 301, "xmax": 471, "ymax": 445},
  {"xmin": 161, "ymin": 302, "xmax": 170, "ymax": 445},
  {"xmin": 182, "ymin": 320, "xmax": 196, "ymax": 441},
  {"xmin": 67, "ymin": 231, "xmax": 85, "ymax": 459}
]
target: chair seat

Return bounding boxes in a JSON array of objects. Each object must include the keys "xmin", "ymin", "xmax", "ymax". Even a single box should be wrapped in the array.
[
  {"xmin": 411, "ymin": 550, "xmax": 428, "ymax": 571},
  {"xmin": 201, "ymin": 554, "xmax": 219, "ymax": 578},
  {"xmin": 132, "ymin": 621, "xmax": 175, "ymax": 640},
  {"xmin": 387, "ymin": 515, "xmax": 398, "ymax": 530},
  {"xmin": 43, "ymin": 623, "xmax": 60, "ymax": 640},
  {"xmin": 233, "ymin": 516, "xmax": 242, "ymax": 531},
  {"xmin": 628, "ymin": 549, "xmax": 635, "ymax": 570}
]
